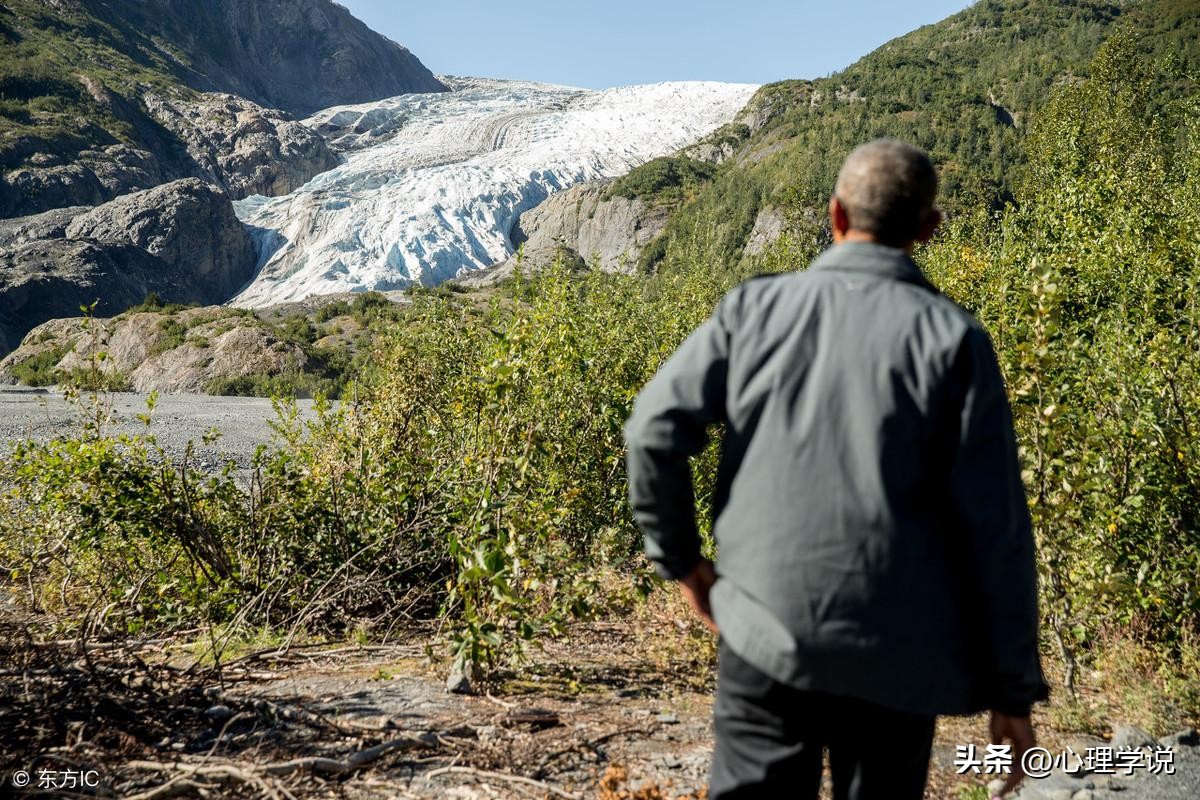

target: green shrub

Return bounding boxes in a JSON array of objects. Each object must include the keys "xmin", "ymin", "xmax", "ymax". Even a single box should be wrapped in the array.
[
  {"xmin": 9, "ymin": 345, "xmax": 68, "ymax": 386},
  {"xmin": 606, "ymin": 156, "xmax": 716, "ymax": 205},
  {"xmin": 313, "ymin": 300, "xmax": 352, "ymax": 324},
  {"xmin": 276, "ymin": 314, "xmax": 317, "ymax": 345},
  {"xmin": 150, "ymin": 316, "xmax": 187, "ymax": 355},
  {"xmin": 204, "ymin": 371, "xmax": 336, "ymax": 399},
  {"xmin": 922, "ymin": 35, "xmax": 1200, "ymax": 689},
  {"xmin": 57, "ymin": 366, "xmax": 131, "ymax": 393},
  {"xmin": 123, "ymin": 293, "xmax": 192, "ymax": 315}
]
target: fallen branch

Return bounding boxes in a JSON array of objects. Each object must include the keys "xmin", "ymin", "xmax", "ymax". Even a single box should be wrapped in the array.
[
  {"xmin": 122, "ymin": 775, "xmax": 205, "ymax": 800},
  {"xmin": 122, "ymin": 763, "xmax": 283, "ymax": 800},
  {"xmin": 427, "ymin": 765, "xmax": 581, "ymax": 799},
  {"xmin": 259, "ymin": 732, "xmax": 439, "ymax": 776},
  {"xmin": 122, "ymin": 732, "xmax": 439, "ymax": 793},
  {"xmin": 535, "ymin": 725, "xmax": 654, "ymax": 777},
  {"xmin": 484, "ymin": 691, "xmax": 516, "ymax": 710}
]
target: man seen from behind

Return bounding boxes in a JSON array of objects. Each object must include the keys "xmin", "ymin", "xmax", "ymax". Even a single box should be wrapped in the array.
[{"xmin": 623, "ymin": 139, "xmax": 1050, "ymax": 800}]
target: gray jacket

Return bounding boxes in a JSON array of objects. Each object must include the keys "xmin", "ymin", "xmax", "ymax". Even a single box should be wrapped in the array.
[{"xmin": 624, "ymin": 241, "xmax": 1049, "ymax": 716}]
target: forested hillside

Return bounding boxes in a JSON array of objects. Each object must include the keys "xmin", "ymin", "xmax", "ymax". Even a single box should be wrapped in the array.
[
  {"xmin": 630, "ymin": 0, "xmax": 1200, "ymax": 274},
  {"xmin": 0, "ymin": 0, "xmax": 443, "ymax": 216}
]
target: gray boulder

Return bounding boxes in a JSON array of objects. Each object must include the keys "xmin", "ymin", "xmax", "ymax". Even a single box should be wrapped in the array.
[
  {"xmin": 1111, "ymin": 724, "xmax": 1158, "ymax": 751},
  {"xmin": 0, "ymin": 180, "xmax": 257, "ymax": 355},
  {"xmin": 64, "ymin": 179, "xmax": 257, "ymax": 301},
  {"xmin": 144, "ymin": 92, "xmax": 340, "ymax": 198},
  {"xmin": 466, "ymin": 182, "xmax": 671, "ymax": 285}
]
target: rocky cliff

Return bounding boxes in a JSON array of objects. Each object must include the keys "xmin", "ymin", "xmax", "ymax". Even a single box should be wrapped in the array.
[
  {"xmin": 143, "ymin": 92, "xmax": 340, "ymax": 200},
  {"xmin": 2, "ymin": 89, "xmax": 340, "ymax": 219},
  {"xmin": 466, "ymin": 182, "xmax": 671, "ymax": 284},
  {"xmin": 0, "ymin": 179, "xmax": 257, "ymax": 355},
  {"xmin": 114, "ymin": 0, "xmax": 448, "ymax": 117},
  {"xmin": 0, "ymin": 0, "xmax": 441, "ymax": 217}
]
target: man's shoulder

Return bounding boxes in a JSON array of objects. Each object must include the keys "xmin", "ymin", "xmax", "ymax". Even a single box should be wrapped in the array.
[
  {"xmin": 721, "ymin": 262, "xmax": 989, "ymax": 341},
  {"xmin": 726, "ymin": 268, "xmax": 814, "ymax": 302},
  {"xmin": 714, "ymin": 270, "xmax": 799, "ymax": 319},
  {"xmin": 734, "ymin": 270, "xmax": 797, "ymax": 292}
]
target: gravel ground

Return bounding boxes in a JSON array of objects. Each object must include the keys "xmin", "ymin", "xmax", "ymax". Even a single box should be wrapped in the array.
[
  {"xmin": 0, "ymin": 387, "xmax": 313, "ymax": 470},
  {"xmin": 1008, "ymin": 728, "xmax": 1200, "ymax": 800}
]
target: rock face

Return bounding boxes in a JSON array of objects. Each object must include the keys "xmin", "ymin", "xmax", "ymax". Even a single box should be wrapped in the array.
[
  {"xmin": 117, "ymin": 0, "xmax": 447, "ymax": 118},
  {"xmin": 0, "ymin": 237, "xmax": 161, "ymax": 356},
  {"xmin": 0, "ymin": 0, "xmax": 440, "ymax": 218},
  {"xmin": 145, "ymin": 93, "xmax": 340, "ymax": 199},
  {"xmin": 1, "ymin": 143, "xmax": 165, "ymax": 220},
  {"xmin": 0, "ymin": 308, "xmax": 309, "ymax": 394},
  {"xmin": 742, "ymin": 207, "xmax": 788, "ymax": 257},
  {"xmin": 514, "ymin": 183, "xmax": 671, "ymax": 273},
  {"xmin": 466, "ymin": 182, "xmax": 671, "ymax": 284},
  {"xmin": 1, "ymin": 89, "xmax": 340, "ymax": 219},
  {"xmin": 63, "ymin": 180, "xmax": 258, "ymax": 301},
  {"xmin": 0, "ymin": 180, "xmax": 257, "ymax": 355}
]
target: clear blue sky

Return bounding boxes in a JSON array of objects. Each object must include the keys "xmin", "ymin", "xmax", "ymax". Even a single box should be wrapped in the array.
[{"xmin": 339, "ymin": 1, "xmax": 976, "ymax": 89}]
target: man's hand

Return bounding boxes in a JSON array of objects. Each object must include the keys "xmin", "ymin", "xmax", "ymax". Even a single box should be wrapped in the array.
[
  {"xmin": 989, "ymin": 711, "xmax": 1036, "ymax": 797},
  {"xmin": 679, "ymin": 558, "xmax": 718, "ymax": 633}
]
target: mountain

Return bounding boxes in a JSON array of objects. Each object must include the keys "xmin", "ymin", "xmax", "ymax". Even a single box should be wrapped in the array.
[
  {"xmin": 468, "ymin": 90, "xmax": 784, "ymax": 282},
  {"xmin": 547, "ymin": 0, "xmax": 1200, "ymax": 279},
  {"xmin": 231, "ymin": 78, "xmax": 758, "ymax": 306},
  {"xmin": 84, "ymin": 0, "xmax": 448, "ymax": 117},
  {"xmin": 0, "ymin": 0, "xmax": 444, "ymax": 217}
]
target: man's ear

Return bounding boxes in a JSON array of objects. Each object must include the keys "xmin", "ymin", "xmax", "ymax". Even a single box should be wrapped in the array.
[
  {"xmin": 829, "ymin": 195, "xmax": 851, "ymax": 242},
  {"xmin": 915, "ymin": 207, "xmax": 942, "ymax": 244}
]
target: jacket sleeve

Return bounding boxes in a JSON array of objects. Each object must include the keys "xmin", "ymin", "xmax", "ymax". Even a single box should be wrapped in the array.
[
  {"xmin": 623, "ymin": 290, "xmax": 737, "ymax": 580},
  {"xmin": 950, "ymin": 326, "xmax": 1050, "ymax": 716}
]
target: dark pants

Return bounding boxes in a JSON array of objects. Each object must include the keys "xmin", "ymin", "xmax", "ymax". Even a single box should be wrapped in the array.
[{"xmin": 710, "ymin": 641, "xmax": 936, "ymax": 800}]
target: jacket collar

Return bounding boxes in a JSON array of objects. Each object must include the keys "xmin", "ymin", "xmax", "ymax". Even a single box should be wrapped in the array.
[{"xmin": 809, "ymin": 241, "xmax": 938, "ymax": 293}]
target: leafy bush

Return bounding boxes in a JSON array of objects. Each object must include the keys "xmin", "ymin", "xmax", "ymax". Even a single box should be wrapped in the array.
[
  {"xmin": 56, "ymin": 366, "xmax": 131, "ymax": 393},
  {"xmin": 123, "ymin": 293, "xmax": 193, "ymax": 315},
  {"xmin": 150, "ymin": 316, "xmax": 187, "ymax": 355},
  {"xmin": 276, "ymin": 314, "xmax": 317, "ymax": 346},
  {"xmin": 8, "ymin": 345, "xmax": 67, "ymax": 386},
  {"xmin": 313, "ymin": 300, "xmax": 352, "ymax": 324},
  {"xmin": 204, "ymin": 371, "xmax": 340, "ymax": 400},
  {"xmin": 606, "ymin": 156, "xmax": 716, "ymax": 205},
  {"xmin": 922, "ymin": 35, "xmax": 1200, "ymax": 689}
]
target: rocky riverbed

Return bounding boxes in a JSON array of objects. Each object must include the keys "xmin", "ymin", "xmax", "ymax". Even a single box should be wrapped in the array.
[{"xmin": 0, "ymin": 386, "xmax": 312, "ymax": 470}]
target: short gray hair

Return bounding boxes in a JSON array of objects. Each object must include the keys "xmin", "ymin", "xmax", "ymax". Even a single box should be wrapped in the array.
[{"xmin": 833, "ymin": 139, "xmax": 938, "ymax": 246}]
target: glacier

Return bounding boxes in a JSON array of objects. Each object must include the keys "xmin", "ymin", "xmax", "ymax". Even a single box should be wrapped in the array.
[{"xmin": 230, "ymin": 77, "xmax": 758, "ymax": 307}]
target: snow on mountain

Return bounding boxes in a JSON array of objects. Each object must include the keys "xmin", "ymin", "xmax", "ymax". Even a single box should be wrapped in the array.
[{"xmin": 230, "ymin": 78, "xmax": 758, "ymax": 307}]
